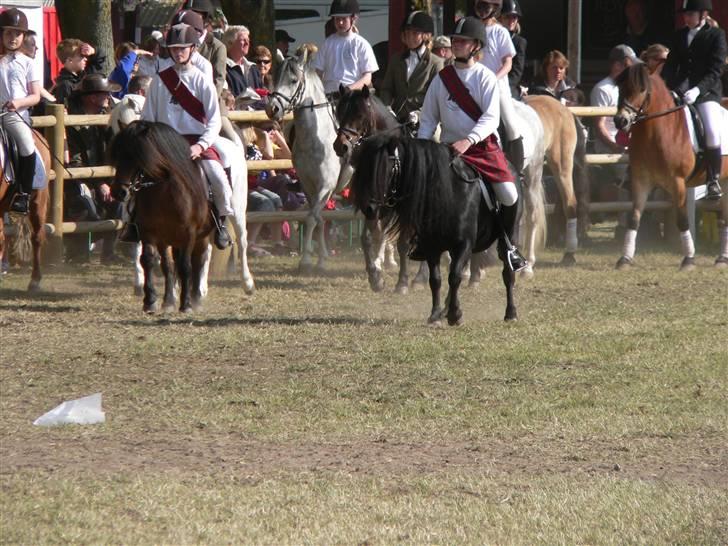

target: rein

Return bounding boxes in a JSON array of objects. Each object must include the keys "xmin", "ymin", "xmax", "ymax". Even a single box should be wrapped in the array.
[
  {"xmin": 369, "ymin": 147, "xmax": 405, "ymax": 209},
  {"xmin": 128, "ymin": 170, "xmax": 159, "ymax": 193},
  {"xmin": 621, "ymin": 79, "xmax": 684, "ymax": 125}
]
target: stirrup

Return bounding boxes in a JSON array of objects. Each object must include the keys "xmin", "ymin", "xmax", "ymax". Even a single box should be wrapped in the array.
[
  {"xmin": 705, "ymin": 179, "xmax": 723, "ymax": 201},
  {"xmin": 214, "ymin": 224, "xmax": 232, "ymax": 250},
  {"xmin": 9, "ymin": 192, "xmax": 30, "ymax": 214},
  {"xmin": 506, "ymin": 247, "xmax": 529, "ymax": 273}
]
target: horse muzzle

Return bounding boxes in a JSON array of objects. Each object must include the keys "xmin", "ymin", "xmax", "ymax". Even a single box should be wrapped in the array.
[
  {"xmin": 333, "ymin": 134, "xmax": 351, "ymax": 158},
  {"xmin": 265, "ymin": 99, "xmax": 284, "ymax": 121},
  {"xmin": 613, "ymin": 111, "xmax": 634, "ymax": 132}
]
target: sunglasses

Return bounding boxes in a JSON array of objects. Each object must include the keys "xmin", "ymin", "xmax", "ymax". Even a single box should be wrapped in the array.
[{"xmin": 255, "ymin": 59, "xmax": 272, "ymax": 65}]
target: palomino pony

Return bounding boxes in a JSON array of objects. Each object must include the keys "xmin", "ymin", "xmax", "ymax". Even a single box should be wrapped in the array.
[
  {"xmin": 0, "ymin": 119, "xmax": 50, "ymax": 292},
  {"xmin": 265, "ymin": 48, "xmax": 342, "ymax": 273},
  {"xmin": 614, "ymin": 64, "xmax": 728, "ymax": 269},
  {"xmin": 110, "ymin": 121, "xmax": 214, "ymax": 313},
  {"xmin": 351, "ymin": 133, "xmax": 518, "ymax": 324},
  {"xmin": 109, "ymin": 100, "xmax": 254, "ymax": 297}
]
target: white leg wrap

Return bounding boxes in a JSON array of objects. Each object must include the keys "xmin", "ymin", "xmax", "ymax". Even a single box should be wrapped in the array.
[
  {"xmin": 200, "ymin": 160, "xmax": 234, "ymax": 217},
  {"xmin": 622, "ymin": 229, "xmax": 637, "ymax": 259},
  {"xmin": 565, "ymin": 218, "xmax": 578, "ymax": 253},
  {"xmin": 680, "ymin": 230, "xmax": 695, "ymax": 258},
  {"xmin": 720, "ymin": 226, "xmax": 728, "ymax": 258}
]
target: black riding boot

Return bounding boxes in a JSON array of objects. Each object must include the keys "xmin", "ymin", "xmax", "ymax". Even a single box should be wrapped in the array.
[
  {"xmin": 497, "ymin": 203, "xmax": 528, "ymax": 272},
  {"xmin": 705, "ymin": 147, "xmax": 723, "ymax": 200},
  {"xmin": 9, "ymin": 153, "xmax": 36, "ymax": 214},
  {"xmin": 507, "ymin": 136, "xmax": 525, "ymax": 174},
  {"xmin": 214, "ymin": 216, "xmax": 232, "ymax": 250}
]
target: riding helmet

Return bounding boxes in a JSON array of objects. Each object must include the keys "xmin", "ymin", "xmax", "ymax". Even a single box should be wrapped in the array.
[
  {"xmin": 474, "ymin": 0, "xmax": 503, "ymax": 16},
  {"xmin": 450, "ymin": 17, "xmax": 486, "ymax": 47},
  {"xmin": 501, "ymin": 0, "xmax": 523, "ymax": 17},
  {"xmin": 401, "ymin": 11, "xmax": 435, "ymax": 34},
  {"xmin": 0, "ymin": 8, "xmax": 35, "ymax": 35},
  {"xmin": 171, "ymin": 10, "xmax": 205, "ymax": 34},
  {"xmin": 678, "ymin": 0, "xmax": 712, "ymax": 11},
  {"xmin": 183, "ymin": 0, "xmax": 214, "ymax": 15},
  {"xmin": 164, "ymin": 24, "xmax": 198, "ymax": 48},
  {"xmin": 329, "ymin": 0, "xmax": 360, "ymax": 16}
]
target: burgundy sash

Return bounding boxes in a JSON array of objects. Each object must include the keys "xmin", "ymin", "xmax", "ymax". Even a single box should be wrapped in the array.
[
  {"xmin": 461, "ymin": 135, "xmax": 512, "ymax": 184},
  {"xmin": 159, "ymin": 67, "xmax": 208, "ymax": 125},
  {"xmin": 439, "ymin": 65, "xmax": 483, "ymax": 122},
  {"xmin": 182, "ymin": 135, "xmax": 221, "ymax": 162}
]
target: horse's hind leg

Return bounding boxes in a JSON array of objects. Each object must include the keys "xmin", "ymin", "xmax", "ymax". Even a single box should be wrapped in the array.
[
  {"xmin": 670, "ymin": 180, "xmax": 697, "ymax": 271},
  {"xmin": 617, "ymin": 180, "xmax": 650, "ymax": 270},
  {"xmin": 141, "ymin": 243, "xmax": 159, "ymax": 313},
  {"xmin": 175, "ymin": 245, "xmax": 194, "ymax": 313},
  {"xmin": 27, "ymin": 191, "xmax": 47, "ymax": 292},
  {"xmin": 427, "ymin": 255, "xmax": 444, "ymax": 325},
  {"xmin": 446, "ymin": 244, "xmax": 470, "ymax": 326},
  {"xmin": 230, "ymin": 184, "xmax": 255, "ymax": 294},
  {"xmin": 160, "ymin": 245, "xmax": 177, "ymax": 312},
  {"xmin": 715, "ymin": 175, "xmax": 728, "ymax": 267},
  {"xmin": 394, "ymin": 232, "xmax": 410, "ymax": 294},
  {"xmin": 190, "ymin": 240, "xmax": 207, "ymax": 310},
  {"xmin": 133, "ymin": 242, "xmax": 144, "ymax": 296},
  {"xmin": 361, "ymin": 219, "xmax": 385, "ymax": 292},
  {"xmin": 501, "ymin": 257, "xmax": 518, "ymax": 322}
]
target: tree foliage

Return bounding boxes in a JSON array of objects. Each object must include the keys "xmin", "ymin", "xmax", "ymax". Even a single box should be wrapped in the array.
[{"xmin": 55, "ymin": 0, "xmax": 114, "ymax": 75}]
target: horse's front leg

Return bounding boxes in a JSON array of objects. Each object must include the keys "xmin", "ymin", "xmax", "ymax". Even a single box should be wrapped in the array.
[
  {"xmin": 175, "ymin": 244, "xmax": 193, "ymax": 313},
  {"xmin": 27, "ymin": 193, "xmax": 45, "ymax": 292},
  {"xmin": 671, "ymin": 181, "xmax": 697, "ymax": 271},
  {"xmin": 500, "ymin": 245, "xmax": 518, "ymax": 321},
  {"xmin": 133, "ymin": 242, "xmax": 144, "ymax": 296},
  {"xmin": 616, "ymin": 178, "xmax": 650, "ymax": 270},
  {"xmin": 157, "ymin": 245, "xmax": 176, "ymax": 312},
  {"xmin": 394, "ymin": 232, "xmax": 410, "ymax": 295},
  {"xmin": 298, "ymin": 209, "xmax": 317, "ymax": 274},
  {"xmin": 230, "ymin": 181, "xmax": 255, "ymax": 294},
  {"xmin": 361, "ymin": 219, "xmax": 385, "ymax": 292},
  {"xmin": 427, "ymin": 254, "xmax": 444, "ymax": 325},
  {"xmin": 715, "ymin": 184, "xmax": 728, "ymax": 267},
  {"xmin": 446, "ymin": 244, "xmax": 471, "ymax": 326},
  {"xmin": 190, "ymin": 239, "xmax": 208, "ymax": 310},
  {"xmin": 141, "ymin": 243, "xmax": 159, "ymax": 313}
]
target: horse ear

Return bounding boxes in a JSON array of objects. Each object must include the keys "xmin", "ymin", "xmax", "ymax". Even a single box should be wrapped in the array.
[
  {"xmin": 298, "ymin": 46, "xmax": 309, "ymax": 66},
  {"xmin": 361, "ymin": 86, "xmax": 370, "ymax": 99},
  {"xmin": 339, "ymin": 83, "xmax": 349, "ymax": 97}
]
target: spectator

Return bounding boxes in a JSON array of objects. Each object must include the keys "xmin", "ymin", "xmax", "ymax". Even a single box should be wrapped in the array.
[
  {"xmin": 378, "ymin": 11, "xmax": 442, "ymax": 125},
  {"xmin": 499, "ymin": 0, "xmax": 527, "ymax": 99},
  {"xmin": 313, "ymin": 0, "xmax": 379, "ymax": 99},
  {"xmin": 108, "ymin": 41, "xmax": 152, "ymax": 99},
  {"xmin": 20, "ymin": 33, "xmax": 56, "ymax": 106},
  {"xmin": 109, "ymin": 74, "xmax": 151, "ymax": 134},
  {"xmin": 529, "ymin": 50, "xmax": 583, "ymax": 106},
  {"xmin": 135, "ymin": 32, "xmax": 164, "ymax": 77},
  {"xmin": 640, "ymin": 43, "xmax": 669, "ymax": 75},
  {"xmin": 64, "ymin": 74, "xmax": 123, "ymax": 263},
  {"xmin": 172, "ymin": 7, "xmax": 226, "ymax": 96},
  {"xmin": 275, "ymin": 29, "xmax": 295, "ymax": 63},
  {"xmin": 431, "ymin": 36, "xmax": 453, "ymax": 63},
  {"xmin": 624, "ymin": 0, "xmax": 659, "ymax": 56},
  {"xmin": 51, "ymin": 38, "xmax": 106, "ymax": 107},
  {"xmin": 251, "ymin": 45, "xmax": 274, "ymax": 92},
  {"xmin": 223, "ymin": 25, "xmax": 262, "ymax": 98}
]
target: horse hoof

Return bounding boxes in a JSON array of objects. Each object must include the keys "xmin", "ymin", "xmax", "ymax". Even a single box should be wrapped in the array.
[
  {"xmin": 243, "ymin": 281, "xmax": 256, "ymax": 295},
  {"xmin": 162, "ymin": 303, "xmax": 176, "ymax": 314},
  {"xmin": 394, "ymin": 283, "xmax": 408, "ymax": 295},
  {"xmin": 27, "ymin": 280, "xmax": 41, "ymax": 293},
  {"xmin": 133, "ymin": 285, "xmax": 143, "ymax": 297},
  {"xmin": 616, "ymin": 256, "xmax": 634, "ymax": 270},
  {"xmin": 427, "ymin": 319, "xmax": 444, "ymax": 328},
  {"xmin": 179, "ymin": 306, "xmax": 193, "ymax": 314},
  {"xmin": 504, "ymin": 315, "xmax": 518, "ymax": 322},
  {"xmin": 679, "ymin": 257, "xmax": 696, "ymax": 271},
  {"xmin": 561, "ymin": 252, "xmax": 577, "ymax": 267},
  {"xmin": 714, "ymin": 256, "xmax": 728, "ymax": 269},
  {"xmin": 468, "ymin": 279, "xmax": 481, "ymax": 290},
  {"xmin": 518, "ymin": 265, "xmax": 535, "ymax": 280},
  {"xmin": 448, "ymin": 314, "xmax": 464, "ymax": 327},
  {"xmin": 143, "ymin": 302, "xmax": 159, "ymax": 314},
  {"xmin": 298, "ymin": 262, "xmax": 315, "ymax": 275}
]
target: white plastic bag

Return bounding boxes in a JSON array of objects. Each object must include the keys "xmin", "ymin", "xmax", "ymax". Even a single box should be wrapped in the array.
[{"xmin": 33, "ymin": 393, "xmax": 106, "ymax": 427}]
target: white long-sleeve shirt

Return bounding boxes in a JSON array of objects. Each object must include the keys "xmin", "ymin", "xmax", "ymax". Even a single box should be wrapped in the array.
[
  {"xmin": 480, "ymin": 23, "xmax": 516, "ymax": 76},
  {"xmin": 156, "ymin": 52, "xmax": 213, "ymax": 81},
  {"xmin": 141, "ymin": 63, "xmax": 220, "ymax": 151},
  {"xmin": 418, "ymin": 63, "xmax": 500, "ymax": 145}
]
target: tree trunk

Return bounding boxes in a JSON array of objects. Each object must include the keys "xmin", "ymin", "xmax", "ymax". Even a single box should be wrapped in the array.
[
  {"xmin": 55, "ymin": 0, "xmax": 114, "ymax": 75},
  {"xmin": 220, "ymin": 0, "xmax": 275, "ymax": 51}
]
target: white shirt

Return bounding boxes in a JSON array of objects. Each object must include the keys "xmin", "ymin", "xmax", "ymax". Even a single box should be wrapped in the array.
[
  {"xmin": 687, "ymin": 20, "xmax": 706, "ymax": 47},
  {"xmin": 0, "ymin": 51, "xmax": 39, "ymax": 122},
  {"xmin": 157, "ymin": 52, "xmax": 213, "ymax": 82},
  {"xmin": 141, "ymin": 63, "xmax": 221, "ymax": 151},
  {"xmin": 405, "ymin": 45, "xmax": 426, "ymax": 81},
  {"xmin": 590, "ymin": 75, "xmax": 619, "ymax": 153},
  {"xmin": 312, "ymin": 32, "xmax": 379, "ymax": 94},
  {"xmin": 480, "ymin": 23, "xmax": 516, "ymax": 76},
  {"xmin": 418, "ymin": 63, "xmax": 500, "ymax": 145}
]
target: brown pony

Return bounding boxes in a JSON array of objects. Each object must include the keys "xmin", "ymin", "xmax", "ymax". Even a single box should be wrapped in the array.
[
  {"xmin": 110, "ymin": 121, "xmax": 213, "ymax": 313},
  {"xmin": 614, "ymin": 64, "xmax": 727, "ymax": 269},
  {"xmin": 0, "ymin": 128, "xmax": 50, "ymax": 291}
]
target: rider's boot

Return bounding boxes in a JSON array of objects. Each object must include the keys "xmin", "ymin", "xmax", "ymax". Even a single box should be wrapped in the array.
[
  {"xmin": 705, "ymin": 147, "xmax": 723, "ymax": 200},
  {"xmin": 507, "ymin": 136, "xmax": 525, "ymax": 174},
  {"xmin": 9, "ymin": 153, "xmax": 36, "ymax": 214},
  {"xmin": 497, "ymin": 202, "xmax": 528, "ymax": 273},
  {"xmin": 214, "ymin": 216, "xmax": 232, "ymax": 250}
]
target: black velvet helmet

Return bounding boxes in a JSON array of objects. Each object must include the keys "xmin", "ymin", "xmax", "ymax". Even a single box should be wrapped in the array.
[
  {"xmin": 329, "ymin": 0, "xmax": 360, "ymax": 16},
  {"xmin": 0, "ymin": 8, "xmax": 35, "ymax": 35},
  {"xmin": 401, "ymin": 11, "xmax": 435, "ymax": 34},
  {"xmin": 501, "ymin": 0, "xmax": 523, "ymax": 17},
  {"xmin": 450, "ymin": 17, "xmax": 486, "ymax": 47},
  {"xmin": 164, "ymin": 24, "xmax": 198, "ymax": 47},
  {"xmin": 678, "ymin": 0, "xmax": 712, "ymax": 11}
]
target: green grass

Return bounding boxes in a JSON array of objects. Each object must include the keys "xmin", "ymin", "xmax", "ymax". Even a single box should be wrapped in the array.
[{"xmin": 1, "ymin": 230, "xmax": 726, "ymax": 544}]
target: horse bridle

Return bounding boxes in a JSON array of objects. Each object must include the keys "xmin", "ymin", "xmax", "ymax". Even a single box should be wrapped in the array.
[
  {"xmin": 620, "ymin": 78, "xmax": 685, "ymax": 125},
  {"xmin": 368, "ymin": 147, "xmax": 403, "ymax": 211},
  {"xmin": 269, "ymin": 63, "xmax": 333, "ymax": 115}
]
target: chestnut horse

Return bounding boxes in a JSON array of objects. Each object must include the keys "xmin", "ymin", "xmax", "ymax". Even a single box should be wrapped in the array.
[
  {"xmin": 614, "ymin": 64, "xmax": 728, "ymax": 269},
  {"xmin": 0, "ymin": 124, "xmax": 50, "ymax": 291}
]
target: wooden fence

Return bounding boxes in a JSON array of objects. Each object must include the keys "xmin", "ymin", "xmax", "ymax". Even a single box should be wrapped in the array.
[{"xmin": 4, "ymin": 104, "xmax": 719, "ymax": 260}]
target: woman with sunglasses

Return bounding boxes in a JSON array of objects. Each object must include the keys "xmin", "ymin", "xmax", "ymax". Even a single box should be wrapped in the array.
[{"xmin": 251, "ymin": 45, "xmax": 274, "ymax": 91}]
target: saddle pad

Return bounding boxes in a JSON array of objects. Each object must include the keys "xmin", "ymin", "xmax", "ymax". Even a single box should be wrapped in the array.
[
  {"xmin": 0, "ymin": 147, "xmax": 47, "ymax": 189},
  {"xmin": 683, "ymin": 106, "xmax": 728, "ymax": 156}
]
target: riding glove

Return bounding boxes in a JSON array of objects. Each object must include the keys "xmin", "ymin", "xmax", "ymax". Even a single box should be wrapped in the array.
[{"xmin": 684, "ymin": 87, "xmax": 700, "ymax": 105}]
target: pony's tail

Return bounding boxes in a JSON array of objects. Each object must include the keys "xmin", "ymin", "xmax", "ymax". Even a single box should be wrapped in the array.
[
  {"xmin": 572, "ymin": 115, "xmax": 591, "ymax": 238},
  {"xmin": 521, "ymin": 167, "xmax": 547, "ymax": 253}
]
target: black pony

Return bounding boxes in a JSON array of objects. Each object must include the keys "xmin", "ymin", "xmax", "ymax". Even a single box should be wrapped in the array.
[
  {"xmin": 351, "ymin": 134, "xmax": 518, "ymax": 324},
  {"xmin": 110, "ymin": 121, "xmax": 213, "ymax": 313}
]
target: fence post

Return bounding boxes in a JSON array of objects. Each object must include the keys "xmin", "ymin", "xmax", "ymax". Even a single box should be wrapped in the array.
[{"xmin": 46, "ymin": 103, "xmax": 65, "ymax": 263}]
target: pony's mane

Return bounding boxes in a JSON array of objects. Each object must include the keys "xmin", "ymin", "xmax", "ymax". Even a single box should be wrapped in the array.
[
  {"xmin": 276, "ymin": 55, "xmax": 326, "ymax": 103},
  {"xmin": 337, "ymin": 89, "xmax": 399, "ymax": 131},
  {"xmin": 109, "ymin": 120, "xmax": 206, "ymax": 206},
  {"xmin": 351, "ymin": 133, "xmax": 456, "ymax": 238}
]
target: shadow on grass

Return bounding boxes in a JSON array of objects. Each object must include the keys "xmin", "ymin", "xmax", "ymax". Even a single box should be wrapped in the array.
[
  {"xmin": 0, "ymin": 288, "xmax": 80, "ymax": 303},
  {"xmin": 118, "ymin": 315, "xmax": 391, "ymax": 328},
  {"xmin": 0, "ymin": 302, "xmax": 82, "ymax": 313}
]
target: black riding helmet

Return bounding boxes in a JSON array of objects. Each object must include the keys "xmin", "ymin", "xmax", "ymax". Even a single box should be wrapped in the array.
[
  {"xmin": 329, "ymin": 0, "xmax": 360, "ymax": 16},
  {"xmin": 0, "ymin": 8, "xmax": 35, "ymax": 36},
  {"xmin": 678, "ymin": 0, "xmax": 711, "ymax": 11},
  {"xmin": 165, "ymin": 24, "xmax": 198, "ymax": 48},
  {"xmin": 401, "ymin": 11, "xmax": 435, "ymax": 35},
  {"xmin": 450, "ymin": 17, "xmax": 486, "ymax": 48},
  {"xmin": 474, "ymin": 0, "xmax": 503, "ymax": 19},
  {"xmin": 501, "ymin": 0, "xmax": 523, "ymax": 18}
]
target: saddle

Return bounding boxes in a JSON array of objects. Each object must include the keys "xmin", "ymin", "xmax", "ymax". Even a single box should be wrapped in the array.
[
  {"xmin": 450, "ymin": 155, "xmax": 497, "ymax": 212},
  {"xmin": 0, "ymin": 126, "xmax": 20, "ymax": 184},
  {"xmin": 686, "ymin": 103, "xmax": 707, "ymax": 153}
]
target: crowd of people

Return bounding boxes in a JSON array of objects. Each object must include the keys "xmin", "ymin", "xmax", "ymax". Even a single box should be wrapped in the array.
[{"xmin": 1, "ymin": 0, "xmax": 726, "ymax": 269}]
